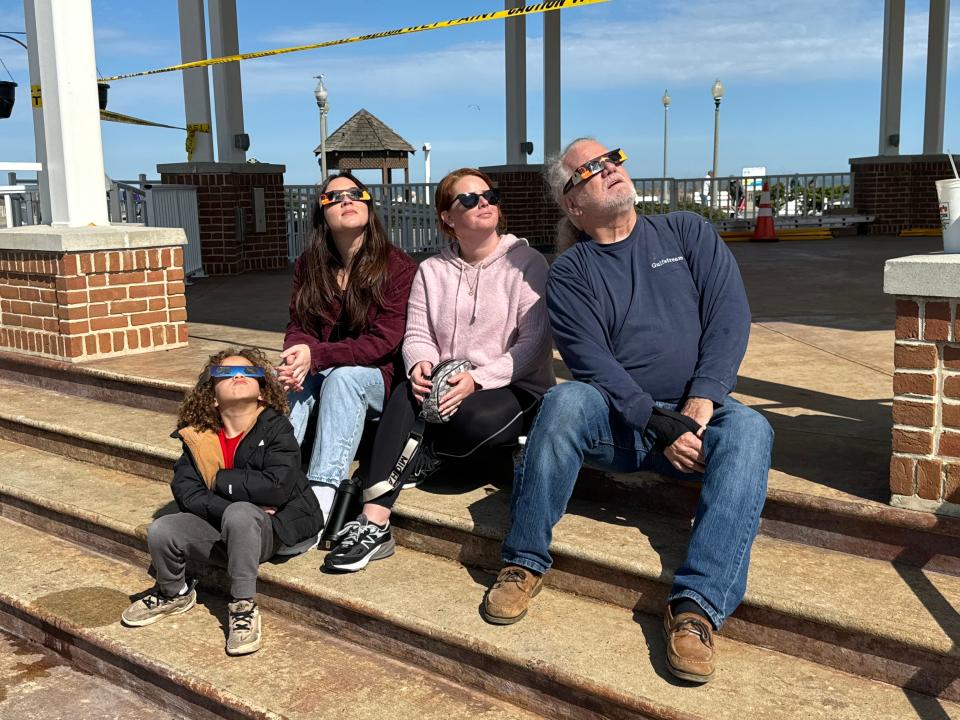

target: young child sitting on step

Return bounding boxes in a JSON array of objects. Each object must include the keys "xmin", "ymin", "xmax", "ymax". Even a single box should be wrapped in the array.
[{"xmin": 121, "ymin": 348, "xmax": 323, "ymax": 656}]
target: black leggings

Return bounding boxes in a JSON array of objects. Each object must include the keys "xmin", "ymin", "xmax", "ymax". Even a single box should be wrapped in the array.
[{"xmin": 365, "ymin": 380, "xmax": 540, "ymax": 509}]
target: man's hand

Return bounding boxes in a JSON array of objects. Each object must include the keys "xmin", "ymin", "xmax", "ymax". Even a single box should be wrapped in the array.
[
  {"xmin": 681, "ymin": 396, "xmax": 714, "ymax": 432},
  {"xmin": 664, "ymin": 432, "xmax": 706, "ymax": 474},
  {"xmin": 438, "ymin": 371, "xmax": 476, "ymax": 417},
  {"xmin": 278, "ymin": 344, "xmax": 311, "ymax": 391},
  {"xmin": 410, "ymin": 361, "xmax": 434, "ymax": 403}
]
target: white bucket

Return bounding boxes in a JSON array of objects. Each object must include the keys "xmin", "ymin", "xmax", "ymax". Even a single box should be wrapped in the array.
[{"xmin": 935, "ymin": 178, "xmax": 960, "ymax": 253}]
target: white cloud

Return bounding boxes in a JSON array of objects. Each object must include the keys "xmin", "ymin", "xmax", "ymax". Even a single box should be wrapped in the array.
[
  {"xmin": 257, "ymin": 22, "xmax": 366, "ymax": 46},
  {"xmin": 553, "ymin": 0, "xmax": 958, "ymax": 88},
  {"xmin": 234, "ymin": 0, "xmax": 960, "ymax": 105},
  {"xmin": 241, "ymin": 40, "xmax": 505, "ymax": 100}
]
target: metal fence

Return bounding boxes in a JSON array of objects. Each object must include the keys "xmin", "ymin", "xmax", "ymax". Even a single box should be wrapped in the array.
[
  {"xmin": 632, "ymin": 173, "xmax": 853, "ymax": 224},
  {"xmin": 285, "ymin": 182, "xmax": 445, "ymax": 262},
  {"xmin": 143, "ymin": 185, "xmax": 203, "ymax": 277},
  {"xmin": 0, "ymin": 171, "xmax": 41, "ymax": 228}
]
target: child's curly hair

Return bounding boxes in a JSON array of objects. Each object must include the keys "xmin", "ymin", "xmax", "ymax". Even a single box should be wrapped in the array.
[{"xmin": 176, "ymin": 347, "xmax": 290, "ymax": 432}]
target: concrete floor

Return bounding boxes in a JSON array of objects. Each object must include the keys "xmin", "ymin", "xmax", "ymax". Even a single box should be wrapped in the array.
[
  {"xmin": 88, "ymin": 235, "xmax": 940, "ymax": 505},
  {"xmin": 0, "ymin": 630, "xmax": 172, "ymax": 719}
]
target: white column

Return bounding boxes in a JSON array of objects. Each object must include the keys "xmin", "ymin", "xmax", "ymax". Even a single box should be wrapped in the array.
[
  {"xmin": 22, "ymin": 0, "xmax": 50, "ymax": 223},
  {"xmin": 878, "ymin": 0, "xmax": 905, "ymax": 156},
  {"xmin": 30, "ymin": 0, "xmax": 108, "ymax": 227},
  {"xmin": 504, "ymin": 1, "xmax": 527, "ymax": 165},
  {"xmin": 543, "ymin": 10, "xmax": 561, "ymax": 160},
  {"xmin": 208, "ymin": 0, "xmax": 246, "ymax": 163},
  {"xmin": 177, "ymin": 0, "xmax": 214, "ymax": 162},
  {"xmin": 922, "ymin": 0, "xmax": 950, "ymax": 155}
]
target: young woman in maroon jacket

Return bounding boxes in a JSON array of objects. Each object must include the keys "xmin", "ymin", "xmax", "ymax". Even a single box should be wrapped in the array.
[{"xmin": 280, "ymin": 173, "xmax": 416, "ymax": 543}]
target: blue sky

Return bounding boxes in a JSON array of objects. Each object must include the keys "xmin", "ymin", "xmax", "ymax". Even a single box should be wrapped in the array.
[{"xmin": 0, "ymin": 0, "xmax": 958, "ymax": 184}]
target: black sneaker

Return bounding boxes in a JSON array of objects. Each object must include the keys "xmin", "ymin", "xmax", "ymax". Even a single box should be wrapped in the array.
[
  {"xmin": 401, "ymin": 444, "xmax": 445, "ymax": 490},
  {"xmin": 323, "ymin": 514, "xmax": 395, "ymax": 572}
]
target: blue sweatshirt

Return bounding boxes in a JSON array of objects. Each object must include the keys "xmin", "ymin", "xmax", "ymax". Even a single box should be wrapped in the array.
[{"xmin": 547, "ymin": 211, "xmax": 750, "ymax": 432}]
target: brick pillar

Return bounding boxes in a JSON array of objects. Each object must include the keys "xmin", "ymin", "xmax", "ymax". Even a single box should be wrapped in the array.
[
  {"xmin": 0, "ymin": 227, "xmax": 188, "ymax": 362},
  {"xmin": 850, "ymin": 154, "xmax": 955, "ymax": 235},
  {"xmin": 480, "ymin": 164, "xmax": 563, "ymax": 250},
  {"xmin": 885, "ymin": 255, "xmax": 960, "ymax": 515},
  {"xmin": 157, "ymin": 162, "xmax": 287, "ymax": 275}
]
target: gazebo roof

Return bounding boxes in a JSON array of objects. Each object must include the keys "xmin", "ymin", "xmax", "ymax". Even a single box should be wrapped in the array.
[{"xmin": 315, "ymin": 109, "xmax": 415, "ymax": 155}]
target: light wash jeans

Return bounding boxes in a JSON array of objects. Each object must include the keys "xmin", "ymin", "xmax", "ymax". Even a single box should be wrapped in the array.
[
  {"xmin": 288, "ymin": 366, "xmax": 385, "ymax": 489},
  {"xmin": 501, "ymin": 381, "xmax": 773, "ymax": 629}
]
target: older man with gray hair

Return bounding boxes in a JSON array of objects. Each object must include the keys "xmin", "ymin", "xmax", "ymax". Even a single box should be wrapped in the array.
[{"xmin": 481, "ymin": 138, "xmax": 773, "ymax": 684}]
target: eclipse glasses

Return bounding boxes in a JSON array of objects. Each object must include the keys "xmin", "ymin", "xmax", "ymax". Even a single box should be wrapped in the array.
[
  {"xmin": 562, "ymin": 148, "xmax": 628, "ymax": 194},
  {"xmin": 319, "ymin": 188, "xmax": 372, "ymax": 205}
]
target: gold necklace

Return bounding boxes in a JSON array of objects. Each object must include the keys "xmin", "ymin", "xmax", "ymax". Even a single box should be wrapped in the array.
[{"xmin": 465, "ymin": 266, "xmax": 480, "ymax": 296}]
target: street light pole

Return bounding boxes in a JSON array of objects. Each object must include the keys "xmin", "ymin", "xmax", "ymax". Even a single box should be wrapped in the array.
[
  {"xmin": 661, "ymin": 89, "xmax": 670, "ymax": 207},
  {"xmin": 314, "ymin": 74, "xmax": 329, "ymax": 180},
  {"xmin": 711, "ymin": 78, "xmax": 723, "ymax": 209}
]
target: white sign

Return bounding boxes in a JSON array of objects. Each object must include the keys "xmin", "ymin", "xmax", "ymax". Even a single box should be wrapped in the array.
[{"xmin": 741, "ymin": 167, "xmax": 766, "ymax": 191}]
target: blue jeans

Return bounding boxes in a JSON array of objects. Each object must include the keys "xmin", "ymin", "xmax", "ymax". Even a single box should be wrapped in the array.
[
  {"xmin": 288, "ymin": 366, "xmax": 385, "ymax": 489},
  {"xmin": 501, "ymin": 381, "xmax": 772, "ymax": 629}
]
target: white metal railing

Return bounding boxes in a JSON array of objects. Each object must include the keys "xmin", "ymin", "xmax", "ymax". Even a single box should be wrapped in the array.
[
  {"xmin": 107, "ymin": 180, "xmax": 147, "ymax": 224},
  {"xmin": 632, "ymin": 173, "xmax": 853, "ymax": 222},
  {"xmin": 285, "ymin": 182, "xmax": 444, "ymax": 261},
  {"xmin": 144, "ymin": 185, "xmax": 203, "ymax": 277},
  {"xmin": 0, "ymin": 164, "xmax": 43, "ymax": 228}
]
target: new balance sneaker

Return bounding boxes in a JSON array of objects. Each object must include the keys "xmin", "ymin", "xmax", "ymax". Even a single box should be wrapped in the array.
[
  {"xmin": 323, "ymin": 514, "xmax": 395, "ymax": 572},
  {"xmin": 121, "ymin": 579, "xmax": 197, "ymax": 627},
  {"xmin": 401, "ymin": 445, "xmax": 445, "ymax": 490},
  {"xmin": 226, "ymin": 599, "xmax": 262, "ymax": 656}
]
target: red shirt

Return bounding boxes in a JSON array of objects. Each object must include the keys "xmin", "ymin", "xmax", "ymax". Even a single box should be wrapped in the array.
[{"xmin": 217, "ymin": 429, "xmax": 244, "ymax": 469}]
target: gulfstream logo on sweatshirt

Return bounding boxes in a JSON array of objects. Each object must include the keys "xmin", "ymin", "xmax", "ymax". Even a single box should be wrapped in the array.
[{"xmin": 651, "ymin": 256, "xmax": 684, "ymax": 269}]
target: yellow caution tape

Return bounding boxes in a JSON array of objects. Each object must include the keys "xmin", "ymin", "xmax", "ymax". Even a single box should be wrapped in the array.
[
  {"xmin": 100, "ymin": 0, "xmax": 607, "ymax": 82},
  {"xmin": 185, "ymin": 122, "xmax": 211, "ymax": 161},
  {"xmin": 899, "ymin": 228, "xmax": 942, "ymax": 237},
  {"xmin": 99, "ymin": 111, "xmax": 212, "ymax": 160},
  {"xmin": 100, "ymin": 109, "xmax": 186, "ymax": 129}
]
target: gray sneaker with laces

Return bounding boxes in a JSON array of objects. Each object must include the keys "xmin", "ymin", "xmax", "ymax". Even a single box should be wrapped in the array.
[
  {"xmin": 323, "ymin": 514, "xmax": 395, "ymax": 572},
  {"xmin": 226, "ymin": 599, "xmax": 261, "ymax": 656},
  {"xmin": 121, "ymin": 581, "xmax": 197, "ymax": 627}
]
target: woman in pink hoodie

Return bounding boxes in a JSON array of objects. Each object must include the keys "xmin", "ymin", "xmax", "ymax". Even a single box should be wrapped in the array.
[{"xmin": 324, "ymin": 168, "xmax": 555, "ymax": 572}]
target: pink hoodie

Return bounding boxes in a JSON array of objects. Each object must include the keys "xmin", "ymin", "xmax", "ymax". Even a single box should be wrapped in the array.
[{"xmin": 402, "ymin": 234, "xmax": 555, "ymax": 396}]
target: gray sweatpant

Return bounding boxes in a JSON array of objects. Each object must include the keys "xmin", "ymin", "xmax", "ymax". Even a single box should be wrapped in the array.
[{"xmin": 147, "ymin": 502, "xmax": 277, "ymax": 600}]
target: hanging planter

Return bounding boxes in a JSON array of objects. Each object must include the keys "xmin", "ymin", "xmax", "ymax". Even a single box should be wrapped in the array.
[
  {"xmin": 0, "ymin": 80, "xmax": 15, "ymax": 119},
  {"xmin": 98, "ymin": 82, "xmax": 109, "ymax": 111}
]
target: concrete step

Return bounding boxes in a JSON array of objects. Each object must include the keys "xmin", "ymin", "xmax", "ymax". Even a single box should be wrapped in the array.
[
  {"xmin": 0, "ymin": 628, "xmax": 174, "ymax": 719},
  {"xmin": 0, "ymin": 516, "xmax": 540, "ymax": 720},
  {"xmin": 0, "ymin": 378, "xmax": 178, "ymax": 481},
  {"xmin": 1, "ymin": 512, "xmax": 956, "ymax": 720},
  {"xmin": 0, "ymin": 367, "xmax": 957, "ymax": 578},
  {"xmin": 2, "ymin": 438, "xmax": 959, "ymax": 703}
]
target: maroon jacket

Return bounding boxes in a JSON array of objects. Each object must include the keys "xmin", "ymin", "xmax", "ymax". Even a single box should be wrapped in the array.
[{"xmin": 283, "ymin": 245, "xmax": 417, "ymax": 397}]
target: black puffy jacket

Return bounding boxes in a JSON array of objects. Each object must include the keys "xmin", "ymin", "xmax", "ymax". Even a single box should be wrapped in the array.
[{"xmin": 170, "ymin": 408, "xmax": 323, "ymax": 547}]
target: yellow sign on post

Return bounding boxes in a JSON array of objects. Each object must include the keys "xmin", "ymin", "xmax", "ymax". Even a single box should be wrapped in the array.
[{"xmin": 30, "ymin": 85, "xmax": 41, "ymax": 108}]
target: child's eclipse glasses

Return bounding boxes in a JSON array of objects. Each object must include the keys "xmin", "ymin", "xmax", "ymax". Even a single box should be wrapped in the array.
[
  {"xmin": 562, "ymin": 148, "xmax": 628, "ymax": 194},
  {"xmin": 319, "ymin": 188, "xmax": 371, "ymax": 206},
  {"xmin": 453, "ymin": 188, "xmax": 500, "ymax": 210},
  {"xmin": 209, "ymin": 365, "xmax": 266, "ymax": 380}
]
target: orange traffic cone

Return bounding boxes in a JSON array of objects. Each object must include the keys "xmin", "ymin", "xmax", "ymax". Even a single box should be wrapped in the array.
[{"xmin": 751, "ymin": 182, "xmax": 779, "ymax": 242}]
